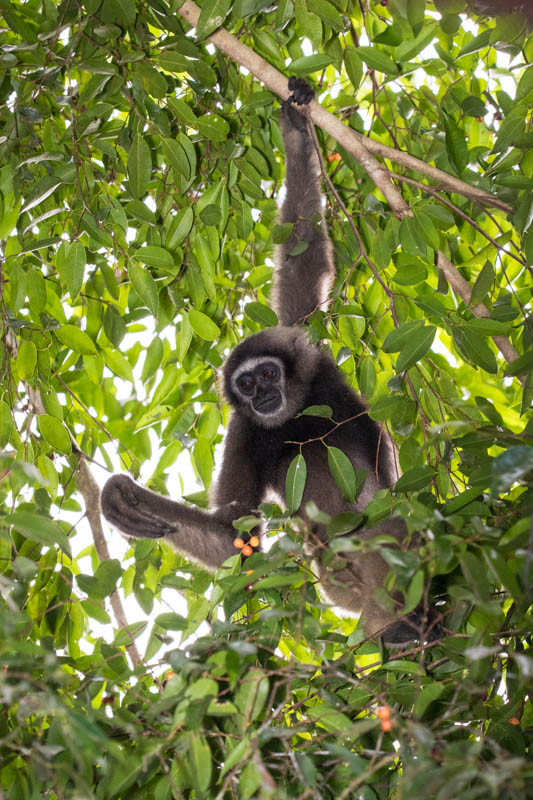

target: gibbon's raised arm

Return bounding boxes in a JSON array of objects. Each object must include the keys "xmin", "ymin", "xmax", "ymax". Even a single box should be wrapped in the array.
[{"xmin": 272, "ymin": 77, "xmax": 336, "ymax": 327}]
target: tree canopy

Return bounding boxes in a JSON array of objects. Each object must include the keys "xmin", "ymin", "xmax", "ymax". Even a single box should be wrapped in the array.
[{"xmin": 0, "ymin": 0, "xmax": 532, "ymax": 798}]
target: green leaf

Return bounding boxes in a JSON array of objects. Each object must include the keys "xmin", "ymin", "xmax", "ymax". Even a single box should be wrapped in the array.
[
  {"xmin": 382, "ymin": 321, "xmax": 425, "ymax": 353},
  {"xmin": 165, "ymin": 207, "xmax": 194, "ymax": 250},
  {"xmin": 306, "ymin": 703, "xmax": 354, "ymax": 733},
  {"xmin": 452, "ymin": 327, "xmax": 497, "ymax": 374},
  {"xmin": 482, "ymin": 548, "xmax": 520, "ymax": 598},
  {"xmin": 56, "ymin": 241, "xmax": 86, "ymax": 301},
  {"xmin": 327, "ymin": 446, "xmax": 356, "ymax": 502},
  {"xmin": 299, "ymin": 405, "xmax": 333, "ymax": 418},
  {"xmin": 37, "ymin": 415, "xmax": 72, "ymax": 454},
  {"xmin": 466, "ymin": 318, "xmax": 510, "ymax": 337},
  {"xmin": 244, "ymin": 302, "xmax": 278, "ymax": 327},
  {"xmin": 443, "ymin": 113, "xmax": 469, "ymax": 173},
  {"xmin": 404, "ymin": 569, "xmax": 425, "ymax": 614},
  {"xmin": 0, "ymin": 400, "xmax": 13, "ymax": 448},
  {"xmin": 491, "ymin": 446, "xmax": 533, "ymax": 496},
  {"xmin": 199, "ymin": 204, "xmax": 221, "ymax": 226},
  {"xmin": 16, "ymin": 340, "xmax": 37, "ymax": 380},
  {"xmin": 155, "ymin": 612, "xmax": 188, "ymax": 630},
  {"xmin": 196, "ymin": 0, "xmax": 231, "ymax": 39},
  {"xmin": 358, "ymin": 356, "xmax": 376, "ymax": 398},
  {"xmin": 235, "ymin": 667, "xmax": 269, "ymax": 722},
  {"xmin": 458, "ymin": 28, "xmax": 491, "ymax": 57},
  {"xmin": 55, "ymin": 324, "xmax": 97, "ymax": 355},
  {"xmin": 469, "ymin": 261, "xmax": 494, "ymax": 307},
  {"xmin": 326, "ymin": 511, "xmax": 364, "ymax": 537},
  {"xmin": 5, "ymin": 510, "xmax": 71, "ymax": 557},
  {"xmin": 286, "ymin": 454, "xmax": 307, "ymax": 514},
  {"xmin": 189, "ymin": 310, "xmax": 220, "ymax": 341},
  {"xmin": 344, "ymin": 47, "xmax": 362, "ymax": 90},
  {"xmin": 128, "ymin": 261, "xmax": 159, "ymax": 317},
  {"xmin": 459, "ymin": 551, "xmax": 491, "ymax": 602},
  {"xmin": 161, "ymin": 137, "xmax": 191, "ymax": 181},
  {"xmin": 77, "ymin": 560, "xmax": 122, "ymax": 599},
  {"xmin": 407, "ymin": 0, "xmax": 425, "ymax": 35},
  {"xmin": 188, "ymin": 734, "xmax": 212, "ymax": 794},
  {"xmin": 504, "ymin": 350, "xmax": 533, "ymax": 378},
  {"xmin": 290, "ymin": 54, "xmax": 335, "ymax": 75},
  {"xmin": 195, "ymin": 114, "xmax": 230, "ymax": 142},
  {"xmin": 103, "ymin": 348, "xmax": 134, "ymax": 382},
  {"xmin": 394, "ymin": 466, "xmax": 434, "ymax": 493},
  {"xmin": 415, "ymin": 682, "xmax": 447, "ymax": 718},
  {"xmin": 128, "ymin": 134, "xmax": 152, "ymax": 199},
  {"xmin": 136, "ymin": 246, "xmax": 174, "ymax": 269},
  {"xmin": 312, "ymin": 0, "xmax": 343, "ymax": 30},
  {"xmin": 396, "ymin": 325, "xmax": 436, "ymax": 372},
  {"xmin": 356, "ymin": 47, "xmax": 399, "ymax": 75}
]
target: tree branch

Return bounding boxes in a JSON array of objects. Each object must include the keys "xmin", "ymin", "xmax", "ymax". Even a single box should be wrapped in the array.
[
  {"xmin": 76, "ymin": 458, "xmax": 142, "ymax": 668},
  {"xmin": 176, "ymin": 1, "xmax": 524, "ymax": 382},
  {"xmin": 176, "ymin": 0, "xmax": 511, "ymax": 213}
]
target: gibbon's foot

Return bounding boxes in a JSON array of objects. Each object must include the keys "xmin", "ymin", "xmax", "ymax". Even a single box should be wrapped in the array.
[
  {"xmin": 101, "ymin": 474, "xmax": 174, "ymax": 539},
  {"xmin": 287, "ymin": 75, "xmax": 315, "ymax": 106},
  {"xmin": 382, "ymin": 610, "xmax": 442, "ymax": 647}
]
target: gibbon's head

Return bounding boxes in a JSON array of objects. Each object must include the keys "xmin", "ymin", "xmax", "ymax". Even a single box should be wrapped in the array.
[{"xmin": 222, "ymin": 327, "xmax": 320, "ymax": 429}]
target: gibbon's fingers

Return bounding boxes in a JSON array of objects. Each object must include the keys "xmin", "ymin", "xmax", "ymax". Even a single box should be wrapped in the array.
[{"xmin": 100, "ymin": 475, "xmax": 174, "ymax": 538}]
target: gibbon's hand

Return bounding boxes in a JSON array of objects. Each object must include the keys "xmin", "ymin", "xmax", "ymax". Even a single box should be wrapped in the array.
[
  {"xmin": 101, "ymin": 474, "xmax": 174, "ymax": 539},
  {"xmin": 287, "ymin": 76, "xmax": 315, "ymax": 106}
]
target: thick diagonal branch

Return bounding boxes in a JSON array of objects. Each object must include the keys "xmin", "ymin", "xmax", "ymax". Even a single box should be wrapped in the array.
[
  {"xmin": 177, "ymin": 0, "xmax": 510, "ymax": 213},
  {"xmin": 176, "ymin": 0, "xmax": 524, "ymax": 381}
]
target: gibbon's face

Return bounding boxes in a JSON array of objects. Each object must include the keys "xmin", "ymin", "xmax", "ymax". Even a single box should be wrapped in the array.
[
  {"xmin": 222, "ymin": 327, "xmax": 320, "ymax": 429},
  {"xmin": 230, "ymin": 356, "xmax": 287, "ymax": 427}
]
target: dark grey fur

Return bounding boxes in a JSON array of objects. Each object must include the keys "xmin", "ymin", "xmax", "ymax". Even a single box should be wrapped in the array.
[{"xmin": 101, "ymin": 79, "xmax": 420, "ymax": 643}]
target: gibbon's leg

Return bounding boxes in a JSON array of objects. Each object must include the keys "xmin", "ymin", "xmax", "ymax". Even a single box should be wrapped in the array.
[
  {"xmin": 273, "ymin": 77, "xmax": 335, "ymax": 326},
  {"xmin": 101, "ymin": 474, "xmax": 239, "ymax": 571}
]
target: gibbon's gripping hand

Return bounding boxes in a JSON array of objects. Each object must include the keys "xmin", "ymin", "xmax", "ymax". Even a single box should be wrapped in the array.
[
  {"xmin": 282, "ymin": 77, "xmax": 314, "ymax": 134},
  {"xmin": 101, "ymin": 474, "xmax": 174, "ymax": 539},
  {"xmin": 287, "ymin": 76, "xmax": 314, "ymax": 106}
]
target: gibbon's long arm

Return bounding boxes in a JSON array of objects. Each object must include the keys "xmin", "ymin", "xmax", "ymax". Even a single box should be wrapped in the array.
[
  {"xmin": 273, "ymin": 77, "xmax": 336, "ymax": 327},
  {"xmin": 101, "ymin": 424, "xmax": 264, "ymax": 569},
  {"xmin": 101, "ymin": 474, "xmax": 240, "ymax": 570}
]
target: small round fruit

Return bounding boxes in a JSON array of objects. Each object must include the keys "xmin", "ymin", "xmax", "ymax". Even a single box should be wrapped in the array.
[
  {"xmin": 377, "ymin": 705, "xmax": 391, "ymax": 720},
  {"xmin": 249, "ymin": 536, "xmax": 259, "ymax": 548},
  {"xmin": 241, "ymin": 544, "xmax": 253, "ymax": 557},
  {"xmin": 233, "ymin": 537, "xmax": 245, "ymax": 549},
  {"xmin": 381, "ymin": 718, "xmax": 393, "ymax": 732}
]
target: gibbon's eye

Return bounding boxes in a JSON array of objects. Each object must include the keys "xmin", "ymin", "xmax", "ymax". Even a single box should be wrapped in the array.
[
  {"xmin": 262, "ymin": 365, "xmax": 280, "ymax": 381},
  {"xmin": 237, "ymin": 374, "xmax": 255, "ymax": 395}
]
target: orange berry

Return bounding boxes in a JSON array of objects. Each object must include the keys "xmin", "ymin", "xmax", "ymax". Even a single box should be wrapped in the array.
[
  {"xmin": 246, "ymin": 569, "xmax": 254, "ymax": 576},
  {"xmin": 508, "ymin": 717, "xmax": 520, "ymax": 726},
  {"xmin": 381, "ymin": 718, "xmax": 393, "ymax": 732},
  {"xmin": 249, "ymin": 536, "xmax": 259, "ymax": 548},
  {"xmin": 233, "ymin": 538, "xmax": 245, "ymax": 549},
  {"xmin": 241, "ymin": 544, "xmax": 253, "ymax": 557},
  {"xmin": 377, "ymin": 705, "xmax": 391, "ymax": 720},
  {"xmin": 166, "ymin": 671, "xmax": 175, "ymax": 681}
]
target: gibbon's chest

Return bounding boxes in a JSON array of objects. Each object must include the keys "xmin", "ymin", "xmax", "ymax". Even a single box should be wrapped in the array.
[{"xmin": 250, "ymin": 415, "xmax": 355, "ymax": 514}]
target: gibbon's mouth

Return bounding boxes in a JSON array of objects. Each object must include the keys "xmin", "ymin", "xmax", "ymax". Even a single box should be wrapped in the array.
[{"xmin": 253, "ymin": 391, "xmax": 282, "ymax": 414}]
